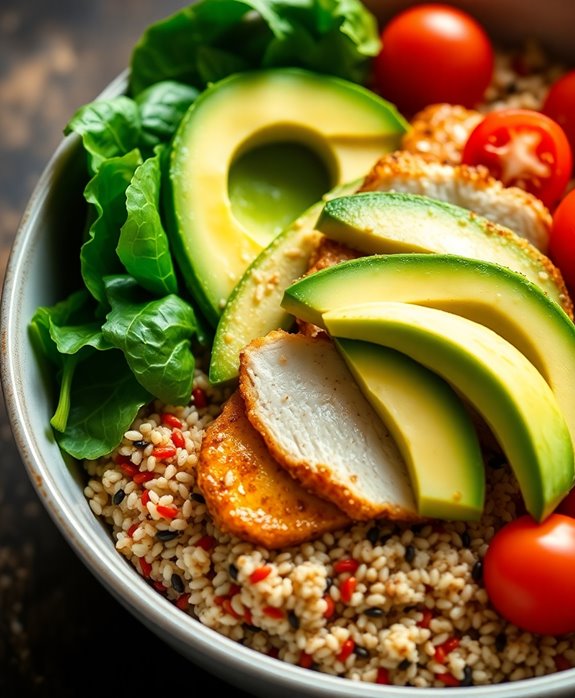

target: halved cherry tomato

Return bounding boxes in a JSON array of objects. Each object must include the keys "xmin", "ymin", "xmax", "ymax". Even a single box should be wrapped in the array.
[
  {"xmin": 483, "ymin": 514, "xmax": 575, "ymax": 635},
  {"xmin": 462, "ymin": 109, "xmax": 573, "ymax": 209},
  {"xmin": 549, "ymin": 189, "xmax": 575, "ymax": 293},
  {"xmin": 372, "ymin": 4, "xmax": 494, "ymax": 116},
  {"xmin": 542, "ymin": 70, "xmax": 575, "ymax": 167},
  {"xmin": 556, "ymin": 486, "xmax": 575, "ymax": 518}
]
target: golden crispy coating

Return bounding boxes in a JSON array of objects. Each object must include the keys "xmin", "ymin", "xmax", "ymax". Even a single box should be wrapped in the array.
[
  {"xmin": 401, "ymin": 103, "xmax": 483, "ymax": 165},
  {"xmin": 197, "ymin": 391, "xmax": 350, "ymax": 548}
]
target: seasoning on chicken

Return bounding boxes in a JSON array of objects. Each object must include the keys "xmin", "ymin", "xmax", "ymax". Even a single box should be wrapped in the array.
[
  {"xmin": 401, "ymin": 103, "xmax": 483, "ymax": 165},
  {"xmin": 239, "ymin": 330, "xmax": 419, "ymax": 521},
  {"xmin": 197, "ymin": 391, "xmax": 350, "ymax": 548},
  {"xmin": 360, "ymin": 150, "xmax": 552, "ymax": 252}
]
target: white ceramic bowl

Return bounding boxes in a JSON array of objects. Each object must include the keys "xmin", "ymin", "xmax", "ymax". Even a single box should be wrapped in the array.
[{"xmin": 3, "ymin": 2, "xmax": 575, "ymax": 696}]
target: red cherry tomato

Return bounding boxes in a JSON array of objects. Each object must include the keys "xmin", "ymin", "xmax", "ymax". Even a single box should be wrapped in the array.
[
  {"xmin": 542, "ymin": 70, "xmax": 575, "ymax": 168},
  {"xmin": 372, "ymin": 4, "xmax": 494, "ymax": 116},
  {"xmin": 549, "ymin": 189, "xmax": 575, "ymax": 294},
  {"xmin": 462, "ymin": 109, "xmax": 573, "ymax": 209},
  {"xmin": 483, "ymin": 514, "xmax": 575, "ymax": 635},
  {"xmin": 557, "ymin": 486, "xmax": 575, "ymax": 518}
]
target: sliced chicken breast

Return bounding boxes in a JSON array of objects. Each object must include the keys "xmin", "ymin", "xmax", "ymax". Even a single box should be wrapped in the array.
[
  {"xmin": 401, "ymin": 103, "xmax": 483, "ymax": 165},
  {"xmin": 197, "ymin": 391, "xmax": 350, "ymax": 548},
  {"xmin": 360, "ymin": 150, "xmax": 552, "ymax": 252},
  {"xmin": 239, "ymin": 330, "xmax": 419, "ymax": 521}
]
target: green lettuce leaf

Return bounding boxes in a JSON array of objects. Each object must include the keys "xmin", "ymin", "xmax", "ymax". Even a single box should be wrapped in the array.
[
  {"xmin": 65, "ymin": 97, "xmax": 142, "ymax": 174},
  {"xmin": 135, "ymin": 81, "xmax": 199, "ymax": 150},
  {"xmin": 117, "ymin": 148, "xmax": 178, "ymax": 296},
  {"xmin": 102, "ymin": 276, "xmax": 197, "ymax": 405},
  {"xmin": 81, "ymin": 150, "xmax": 142, "ymax": 305},
  {"xmin": 129, "ymin": 0, "xmax": 380, "ymax": 95},
  {"xmin": 55, "ymin": 349, "xmax": 152, "ymax": 460}
]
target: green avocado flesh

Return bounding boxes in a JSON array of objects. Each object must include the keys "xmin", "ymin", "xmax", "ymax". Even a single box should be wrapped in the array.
[
  {"xmin": 335, "ymin": 339, "xmax": 485, "ymax": 520},
  {"xmin": 169, "ymin": 69, "xmax": 408, "ymax": 325},
  {"xmin": 228, "ymin": 142, "xmax": 330, "ymax": 243},
  {"xmin": 323, "ymin": 302, "xmax": 575, "ymax": 522},
  {"xmin": 282, "ymin": 254, "xmax": 575, "ymax": 455},
  {"xmin": 315, "ymin": 191, "xmax": 570, "ymax": 314},
  {"xmin": 209, "ymin": 180, "xmax": 360, "ymax": 386}
]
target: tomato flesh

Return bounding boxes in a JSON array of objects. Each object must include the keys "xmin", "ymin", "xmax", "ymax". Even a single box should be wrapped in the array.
[
  {"xmin": 542, "ymin": 70, "xmax": 575, "ymax": 167},
  {"xmin": 484, "ymin": 514, "xmax": 575, "ymax": 635},
  {"xmin": 462, "ymin": 109, "xmax": 573, "ymax": 209},
  {"xmin": 372, "ymin": 4, "xmax": 494, "ymax": 116},
  {"xmin": 549, "ymin": 189, "xmax": 575, "ymax": 294}
]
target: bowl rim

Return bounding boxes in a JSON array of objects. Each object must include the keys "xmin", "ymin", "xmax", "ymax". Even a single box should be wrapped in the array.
[{"xmin": 2, "ymin": 69, "xmax": 575, "ymax": 698}]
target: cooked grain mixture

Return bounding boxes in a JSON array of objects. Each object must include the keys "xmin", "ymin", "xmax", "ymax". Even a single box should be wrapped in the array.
[
  {"xmin": 83, "ymin": 43, "xmax": 575, "ymax": 689},
  {"xmin": 83, "ymin": 367, "xmax": 575, "ymax": 689}
]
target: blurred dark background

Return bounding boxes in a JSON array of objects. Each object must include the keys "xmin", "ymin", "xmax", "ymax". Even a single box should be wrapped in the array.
[{"xmin": 0, "ymin": 1, "xmax": 251, "ymax": 694}]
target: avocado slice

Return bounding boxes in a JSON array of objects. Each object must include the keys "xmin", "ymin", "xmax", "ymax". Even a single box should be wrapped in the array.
[
  {"xmin": 315, "ymin": 191, "xmax": 571, "ymax": 316},
  {"xmin": 334, "ymin": 339, "xmax": 485, "ymax": 520},
  {"xmin": 282, "ymin": 254, "xmax": 575, "ymax": 454},
  {"xmin": 208, "ymin": 180, "xmax": 360, "ymax": 385},
  {"xmin": 168, "ymin": 69, "xmax": 408, "ymax": 325},
  {"xmin": 323, "ymin": 302, "xmax": 575, "ymax": 522}
]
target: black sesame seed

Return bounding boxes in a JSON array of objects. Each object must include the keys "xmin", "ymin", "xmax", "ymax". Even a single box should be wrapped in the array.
[
  {"xmin": 354, "ymin": 646, "xmax": 370, "ymax": 659},
  {"xmin": 325, "ymin": 576, "xmax": 333, "ymax": 591},
  {"xmin": 156, "ymin": 530, "xmax": 179, "ymax": 542},
  {"xmin": 366, "ymin": 526, "xmax": 380, "ymax": 546},
  {"xmin": 191, "ymin": 492, "xmax": 206, "ymax": 503},
  {"xmin": 398, "ymin": 659, "xmax": 410, "ymax": 671},
  {"xmin": 288, "ymin": 610, "xmax": 300, "ymax": 630},
  {"xmin": 487, "ymin": 452, "xmax": 507, "ymax": 470},
  {"xmin": 243, "ymin": 623, "xmax": 260, "ymax": 633},
  {"xmin": 171, "ymin": 574, "xmax": 185, "ymax": 593},
  {"xmin": 405, "ymin": 545, "xmax": 416, "ymax": 563},
  {"xmin": 229, "ymin": 563, "xmax": 239, "ymax": 581},
  {"xmin": 468, "ymin": 628, "xmax": 480, "ymax": 641},
  {"xmin": 495, "ymin": 632, "xmax": 507, "ymax": 652},
  {"xmin": 380, "ymin": 533, "xmax": 393, "ymax": 545},
  {"xmin": 112, "ymin": 489, "xmax": 126, "ymax": 505},
  {"xmin": 133, "ymin": 440, "xmax": 149, "ymax": 449},
  {"xmin": 472, "ymin": 560, "xmax": 483, "ymax": 583},
  {"xmin": 364, "ymin": 607, "xmax": 384, "ymax": 617},
  {"xmin": 461, "ymin": 530, "xmax": 471, "ymax": 548},
  {"xmin": 461, "ymin": 666, "xmax": 473, "ymax": 687}
]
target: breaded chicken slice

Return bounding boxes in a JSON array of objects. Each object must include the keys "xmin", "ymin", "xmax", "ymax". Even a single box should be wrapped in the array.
[
  {"xmin": 401, "ymin": 103, "xmax": 483, "ymax": 165},
  {"xmin": 360, "ymin": 151, "xmax": 552, "ymax": 252},
  {"xmin": 239, "ymin": 330, "xmax": 419, "ymax": 522},
  {"xmin": 197, "ymin": 391, "xmax": 350, "ymax": 548}
]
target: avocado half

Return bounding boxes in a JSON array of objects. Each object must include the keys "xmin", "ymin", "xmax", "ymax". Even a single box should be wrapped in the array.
[{"xmin": 168, "ymin": 69, "xmax": 407, "ymax": 325}]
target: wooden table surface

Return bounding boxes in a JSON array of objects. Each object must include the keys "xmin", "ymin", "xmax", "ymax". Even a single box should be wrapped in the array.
[{"xmin": 0, "ymin": 2, "xmax": 252, "ymax": 694}]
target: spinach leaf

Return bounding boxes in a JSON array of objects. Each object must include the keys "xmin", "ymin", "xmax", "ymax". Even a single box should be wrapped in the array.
[
  {"xmin": 81, "ymin": 150, "xmax": 142, "ymax": 306},
  {"xmin": 130, "ymin": 1, "xmax": 250, "ymax": 96},
  {"xmin": 261, "ymin": 0, "xmax": 381, "ymax": 83},
  {"xmin": 117, "ymin": 149, "xmax": 178, "ymax": 296},
  {"xmin": 65, "ymin": 97, "xmax": 142, "ymax": 174},
  {"xmin": 55, "ymin": 349, "xmax": 152, "ymax": 460},
  {"xmin": 129, "ymin": 0, "xmax": 379, "ymax": 96},
  {"xmin": 30, "ymin": 290, "xmax": 101, "ymax": 366},
  {"xmin": 135, "ymin": 81, "xmax": 199, "ymax": 150},
  {"xmin": 29, "ymin": 290, "xmax": 113, "ymax": 433},
  {"xmin": 102, "ymin": 276, "xmax": 197, "ymax": 405}
]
